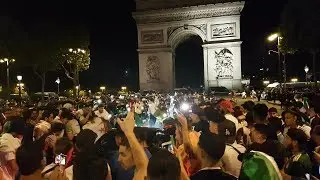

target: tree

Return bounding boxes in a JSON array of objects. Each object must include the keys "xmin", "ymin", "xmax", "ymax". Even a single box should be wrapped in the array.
[
  {"xmin": 281, "ymin": 0, "xmax": 320, "ymax": 83},
  {"xmin": 58, "ymin": 47, "xmax": 90, "ymax": 97},
  {"xmin": 0, "ymin": 15, "xmax": 89, "ymax": 101},
  {"xmin": 32, "ymin": 56, "xmax": 60, "ymax": 102}
]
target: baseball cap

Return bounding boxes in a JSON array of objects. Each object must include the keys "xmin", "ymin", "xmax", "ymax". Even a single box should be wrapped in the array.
[
  {"xmin": 219, "ymin": 100, "xmax": 234, "ymax": 113},
  {"xmin": 218, "ymin": 120, "xmax": 236, "ymax": 137}
]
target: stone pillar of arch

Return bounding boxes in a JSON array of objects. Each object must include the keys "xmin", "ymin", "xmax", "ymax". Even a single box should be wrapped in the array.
[{"xmin": 133, "ymin": 1, "xmax": 245, "ymax": 91}]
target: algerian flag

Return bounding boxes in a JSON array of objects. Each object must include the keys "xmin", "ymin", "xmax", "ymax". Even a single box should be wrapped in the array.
[{"xmin": 239, "ymin": 151, "xmax": 282, "ymax": 180}]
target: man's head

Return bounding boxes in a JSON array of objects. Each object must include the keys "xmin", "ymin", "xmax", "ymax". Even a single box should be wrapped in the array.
[
  {"xmin": 30, "ymin": 110, "xmax": 39, "ymax": 120},
  {"xmin": 8, "ymin": 117, "xmax": 26, "ymax": 136},
  {"xmin": 134, "ymin": 127, "xmax": 148, "ymax": 147},
  {"xmin": 217, "ymin": 120, "xmax": 237, "ymax": 144},
  {"xmin": 42, "ymin": 110, "xmax": 54, "ymax": 123},
  {"xmin": 242, "ymin": 101, "xmax": 255, "ymax": 112},
  {"xmin": 269, "ymin": 117, "xmax": 283, "ymax": 133},
  {"xmin": 253, "ymin": 104, "xmax": 268, "ymax": 123},
  {"xmin": 115, "ymin": 129, "xmax": 125, "ymax": 147},
  {"xmin": 75, "ymin": 129, "xmax": 97, "ymax": 152},
  {"xmin": 54, "ymin": 137, "xmax": 73, "ymax": 156},
  {"xmin": 196, "ymin": 132, "xmax": 226, "ymax": 165},
  {"xmin": 205, "ymin": 107, "xmax": 225, "ymax": 134},
  {"xmin": 283, "ymin": 110, "xmax": 298, "ymax": 127},
  {"xmin": 250, "ymin": 124, "xmax": 269, "ymax": 144},
  {"xmin": 268, "ymin": 107, "xmax": 278, "ymax": 118},
  {"xmin": 312, "ymin": 125, "xmax": 320, "ymax": 146},
  {"xmin": 218, "ymin": 100, "xmax": 234, "ymax": 115},
  {"xmin": 190, "ymin": 105, "xmax": 205, "ymax": 123},
  {"xmin": 16, "ymin": 144, "xmax": 44, "ymax": 176},
  {"xmin": 98, "ymin": 104, "xmax": 105, "ymax": 113},
  {"xmin": 51, "ymin": 122, "xmax": 65, "ymax": 137},
  {"xmin": 60, "ymin": 108, "xmax": 73, "ymax": 123},
  {"xmin": 118, "ymin": 136, "xmax": 135, "ymax": 170},
  {"xmin": 284, "ymin": 128, "xmax": 308, "ymax": 152},
  {"xmin": 147, "ymin": 149, "xmax": 181, "ymax": 180}
]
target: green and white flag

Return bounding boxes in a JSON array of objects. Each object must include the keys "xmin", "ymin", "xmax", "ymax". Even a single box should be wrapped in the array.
[{"xmin": 239, "ymin": 151, "xmax": 282, "ymax": 180}]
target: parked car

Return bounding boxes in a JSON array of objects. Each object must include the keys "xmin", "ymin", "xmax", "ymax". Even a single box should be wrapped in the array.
[{"xmin": 208, "ymin": 86, "xmax": 231, "ymax": 97}]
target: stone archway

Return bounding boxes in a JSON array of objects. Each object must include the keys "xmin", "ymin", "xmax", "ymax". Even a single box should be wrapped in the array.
[
  {"xmin": 133, "ymin": 1, "xmax": 245, "ymax": 91},
  {"xmin": 168, "ymin": 26, "xmax": 206, "ymax": 88},
  {"xmin": 168, "ymin": 25, "xmax": 206, "ymax": 50}
]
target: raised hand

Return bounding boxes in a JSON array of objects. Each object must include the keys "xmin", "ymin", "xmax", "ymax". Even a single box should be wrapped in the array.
[
  {"xmin": 116, "ymin": 112, "xmax": 135, "ymax": 134},
  {"xmin": 177, "ymin": 113, "xmax": 188, "ymax": 130}
]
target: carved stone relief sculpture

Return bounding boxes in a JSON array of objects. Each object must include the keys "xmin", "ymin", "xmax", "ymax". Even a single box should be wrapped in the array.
[
  {"xmin": 211, "ymin": 23, "xmax": 236, "ymax": 38},
  {"xmin": 141, "ymin": 30, "xmax": 164, "ymax": 44},
  {"xmin": 214, "ymin": 48, "xmax": 234, "ymax": 79},
  {"xmin": 146, "ymin": 55, "xmax": 161, "ymax": 81}
]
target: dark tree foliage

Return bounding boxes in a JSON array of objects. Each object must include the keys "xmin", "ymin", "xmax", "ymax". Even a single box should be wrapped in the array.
[
  {"xmin": 281, "ymin": 0, "xmax": 320, "ymax": 82},
  {"xmin": 0, "ymin": 15, "xmax": 89, "ymax": 101}
]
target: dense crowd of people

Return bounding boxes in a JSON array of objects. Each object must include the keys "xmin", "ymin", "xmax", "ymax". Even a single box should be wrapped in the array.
[{"xmin": 1, "ymin": 91, "xmax": 320, "ymax": 180}]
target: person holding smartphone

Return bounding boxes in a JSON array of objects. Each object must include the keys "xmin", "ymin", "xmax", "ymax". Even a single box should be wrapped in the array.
[{"xmin": 42, "ymin": 137, "xmax": 73, "ymax": 180}]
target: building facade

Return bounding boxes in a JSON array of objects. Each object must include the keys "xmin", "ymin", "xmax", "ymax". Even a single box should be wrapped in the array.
[{"xmin": 133, "ymin": 1, "xmax": 244, "ymax": 91}]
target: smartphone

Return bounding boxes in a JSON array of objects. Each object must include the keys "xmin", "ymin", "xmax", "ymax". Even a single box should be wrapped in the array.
[{"xmin": 55, "ymin": 154, "xmax": 66, "ymax": 165}]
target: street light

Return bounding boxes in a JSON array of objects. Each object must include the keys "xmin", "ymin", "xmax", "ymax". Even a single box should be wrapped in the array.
[
  {"xmin": 17, "ymin": 75, "xmax": 22, "ymax": 105},
  {"xmin": 304, "ymin": 65, "xmax": 309, "ymax": 84},
  {"xmin": 17, "ymin": 75, "xmax": 22, "ymax": 81},
  {"xmin": 100, "ymin": 86, "xmax": 106, "ymax": 92},
  {"xmin": 291, "ymin": 78, "xmax": 298, "ymax": 83},
  {"xmin": 0, "ymin": 58, "xmax": 16, "ymax": 89},
  {"xmin": 268, "ymin": 33, "xmax": 279, "ymax": 41},
  {"xmin": 55, "ymin": 77, "xmax": 60, "ymax": 94},
  {"xmin": 121, "ymin": 86, "xmax": 127, "ymax": 91},
  {"xmin": 75, "ymin": 85, "xmax": 80, "ymax": 97},
  {"xmin": 263, "ymin": 80, "xmax": 270, "ymax": 85},
  {"xmin": 268, "ymin": 33, "xmax": 283, "ymax": 91},
  {"xmin": 69, "ymin": 48, "xmax": 86, "ymax": 54}
]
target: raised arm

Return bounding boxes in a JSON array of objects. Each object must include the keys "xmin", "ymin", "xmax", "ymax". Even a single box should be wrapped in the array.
[
  {"xmin": 177, "ymin": 114, "xmax": 196, "ymax": 158},
  {"xmin": 117, "ymin": 112, "xmax": 148, "ymax": 180}
]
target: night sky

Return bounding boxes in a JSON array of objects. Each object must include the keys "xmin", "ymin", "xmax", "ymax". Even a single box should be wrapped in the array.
[{"xmin": 0, "ymin": 0, "xmax": 316, "ymax": 92}]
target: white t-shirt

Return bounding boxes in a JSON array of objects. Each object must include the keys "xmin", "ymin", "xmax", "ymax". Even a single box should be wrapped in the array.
[
  {"xmin": 225, "ymin": 114, "xmax": 240, "ymax": 132},
  {"xmin": 0, "ymin": 133, "xmax": 21, "ymax": 180},
  {"xmin": 221, "ymin": 142, "xmax": 246, "ymax": 178},
  {"xmin": 83, "ymin": 117, "xmax": 105, "ymax": 141}
]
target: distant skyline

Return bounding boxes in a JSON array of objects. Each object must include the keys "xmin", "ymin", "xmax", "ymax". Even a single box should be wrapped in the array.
[{"xmin": 0, "ymin": 0, "xmax": 316, "ymax": 92}]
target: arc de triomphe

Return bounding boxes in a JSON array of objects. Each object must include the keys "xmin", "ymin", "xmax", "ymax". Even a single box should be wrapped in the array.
[{"xmin": 133, "ymin": 0, "xmax": 244, "ymax": 91}]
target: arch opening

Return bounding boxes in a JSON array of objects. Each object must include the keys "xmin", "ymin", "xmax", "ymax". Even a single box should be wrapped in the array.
[{"xmin": 174, "ymin": 35, "xmax": 204, "ymax": 88}]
